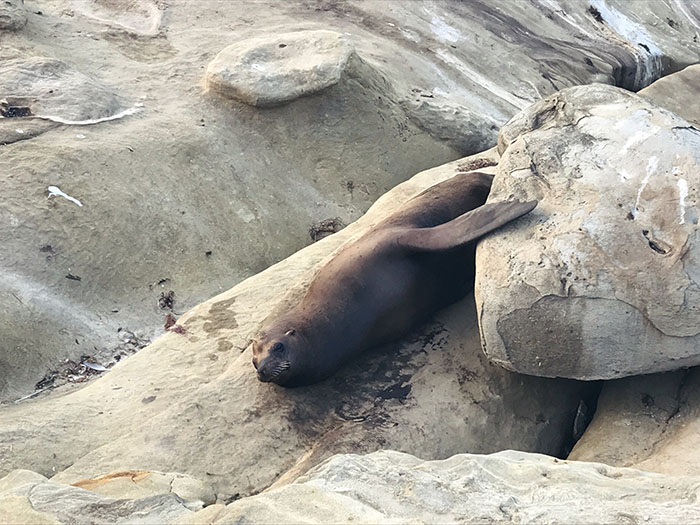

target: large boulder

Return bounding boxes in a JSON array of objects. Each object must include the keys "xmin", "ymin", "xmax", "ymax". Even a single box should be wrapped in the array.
[
  {"xmin": 569, "ymin": 66, "xmax": 700, "ymax": 475},
  {"xmin": 475, "ymin": 83, "xmax": 700, "ymax": 380},
  {"xmin": 0, "ymin": 153, "xmax": 594, "ymax": 501},
  {"xmin": 182, "ymin": 450, "xmax": 700, "ymax": 524}
]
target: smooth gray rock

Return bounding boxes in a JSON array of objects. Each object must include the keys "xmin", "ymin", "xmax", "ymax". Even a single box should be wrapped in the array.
[
  {"xmin": 195, "ymin": 450, "xmax": 700, "ymax": 524},
  {"xmin": 476, "ymin": 83, "xmax": 700, "ymax": 380},
  {"xmin": 3, "ymin": 0, "xmax": 700, "ymax": 409},
  {"xmin": 205, "ymin": 30, "xmax": 356, "ymax": 107}
]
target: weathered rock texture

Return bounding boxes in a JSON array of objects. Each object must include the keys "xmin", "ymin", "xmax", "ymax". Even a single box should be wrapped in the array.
[
  {"xmin": 71, "ymin": 469, "xmax": 215, "ymax": 506},
  {"xmin": 475, "ymin": 83, "xmax": 700, "ymax": 380},
  {"xmin": 569, "ymin": 66, "xmax": 700, "ymax": 477},
  {"xmin": 0, "ymin": 469, "xmax": 194, "ymax": 523},
  {"xmin": 205, "ymin": 30, "xmax": 356, "ymax": 107},
  {"xmin": 184, "ymin": 450, "xmax": 700, "ymax": 524},
  {"xmin": 0, "ymin": 153, "xmax": 594, "ymax": 503},
  {"xmin": 0, "ymin": 0, "xmax": 26, "ymax": 30},
  {"xmin": 568, "ymin": 369, "xmax": 700, "ymax": 475},
  {"xmin": 639, "ymin": 64, "xmax": 700, "ymax": 126},
  {"xmin": 2, "ymin": 0, "xmax": 700, "ymax": 402},
  {"xmin": 0, "ymin": 55, "xmax": 129, "ymax": 123}
]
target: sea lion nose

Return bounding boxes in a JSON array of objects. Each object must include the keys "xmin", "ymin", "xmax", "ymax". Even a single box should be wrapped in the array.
[{"xmin": 257, "ymin": 368, "xmax": 270, "ymax": 382}]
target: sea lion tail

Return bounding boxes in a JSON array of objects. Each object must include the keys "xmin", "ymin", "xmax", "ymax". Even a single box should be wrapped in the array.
[{"xmin": 396, "ymin": 200, "xmax": 537, "ymax": 251}]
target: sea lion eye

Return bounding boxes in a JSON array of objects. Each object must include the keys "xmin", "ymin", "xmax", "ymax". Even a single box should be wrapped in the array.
[{"xmin": 271, "ymin": 342, "xmax": 285, "ymax": 354}]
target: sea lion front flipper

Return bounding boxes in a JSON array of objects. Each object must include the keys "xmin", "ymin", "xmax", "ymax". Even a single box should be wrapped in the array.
[{"xmin": 396, "ymin": 200, "xmax": 537, "ymax": 251}]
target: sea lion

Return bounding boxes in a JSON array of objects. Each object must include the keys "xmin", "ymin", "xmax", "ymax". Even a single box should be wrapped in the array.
[{"xmin": 252, "ymin": 171, "xmax": 536, "ymax": 387}]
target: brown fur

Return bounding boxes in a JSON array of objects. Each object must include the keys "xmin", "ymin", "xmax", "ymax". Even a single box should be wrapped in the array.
[{"xmin": 252, "ymin": 172, "xmax": 535, "ymax": 387}]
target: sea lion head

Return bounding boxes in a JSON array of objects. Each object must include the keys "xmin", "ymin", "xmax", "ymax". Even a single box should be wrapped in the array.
[{"xmin": 252, "ymin": 327, "xmax": 302, "ymax": 386}]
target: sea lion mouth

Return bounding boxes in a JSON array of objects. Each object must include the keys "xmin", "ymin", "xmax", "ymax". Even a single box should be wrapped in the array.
[{"xmin": 257, "ymin": 360, "xmax": 291, "ymax": 383}]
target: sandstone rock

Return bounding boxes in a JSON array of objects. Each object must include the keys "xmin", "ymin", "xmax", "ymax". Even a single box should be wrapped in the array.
[
  {"xmin": 0, "ymin": 0, "xmax": 26, "ymax": 30},
  {"xmin": 71, "ymin": 0, "xmax": 163, "ymax": 36},
  {"xmin": 475, "ymin": 83, "xmax": 700, "ymax": 380},
  {"xmin": 193, "ymin": 450, "xmax": 700, "ymax": 524},
  {"xmin": 639, "ymin": 64, "xmax": 700, "ymax": 127},
  {"xmin": 0, "ymin": 55, "xmax": 129, "ymax": 125},
  {"xmin": 568, "ymin": 369, "xmax": 700, "ymax": 475},
  {"xmin": 72, "ymin": 469, "xmax": 215, "ymax": 508},
  {"xmin": 0, "ymin": 469, "xmax": 193, "ymax": 523},
  {"xmin": 568, "ymin": 65, "xmax": 700, "ymax": 476},
  {"xmin": 0, "ymin": 152, "xmax": 593, "ymax": 502},
  {"xmin": 205, "ymin": 30, "xmax": 356, "ymax": 107},
  {"xmin": 3, "ymin": 1, "xmax": 700, "ymax": 401}
]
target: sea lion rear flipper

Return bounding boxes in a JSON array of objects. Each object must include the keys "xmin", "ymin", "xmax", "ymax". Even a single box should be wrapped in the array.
[{"xmin": 397, "ymin": 200, "xmax": 537, "ymax": 251}]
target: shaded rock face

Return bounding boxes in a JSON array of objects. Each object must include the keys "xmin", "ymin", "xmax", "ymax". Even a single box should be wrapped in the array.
[
  {"xmin": 0, "ymin": 0, "xmax": 26, "ymax": 30},
  {"xmin": 2, "ymin": 0, "xmax": 700, "ymax": 402},
  {"xmin": 0, "ymin": 155, "xmax": 594, "ymax": 502},
  {"xmin": 189, "ymin": 450, "xmax": 700, "ymax": 524},
  {"xmin": 475, "ymin": 83, "xmax": 700, "ymax": 380},
  {"xmin": 205, "ymin": 30, "xmax": 356, "ymax": 107},
  {"xmin": 568, "ymin": 369, "xmax": 699, "ymax": 473},
  {"xmin": 0, "ymin": 469, "xmax": 194, "ymax": 523}
]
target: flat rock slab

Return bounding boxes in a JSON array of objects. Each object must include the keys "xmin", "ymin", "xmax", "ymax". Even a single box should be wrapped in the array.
[
  {"xmin": 72, "ymin": 469, "xmax": 215, "ymax": 507},
  {"xmin": 475, "ymin": 83, "xmax": 700, "ymax": 380},
  {"xmin": 71, "ymin": 0, "xmax": 163, "ymax": 35},
  {"xmin": 205, "ymin": 30, "xmax": 355, "ymax": 107},
  {"xmin": 0, "ymin": 469, "xmax": 193, "ymax": 524},
  {"xmin": 189, "ymin": 450, "xmax": 700, "ymax": 524}
]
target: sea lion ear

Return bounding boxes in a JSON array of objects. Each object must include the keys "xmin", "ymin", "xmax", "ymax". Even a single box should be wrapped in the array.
[
  {"xmin": 396, "ymin": 200, "xmax": 537, "ymax": 251},
  {"xmin": 285, "ymin": 329, "xmax": 296, "ymax": 336}
]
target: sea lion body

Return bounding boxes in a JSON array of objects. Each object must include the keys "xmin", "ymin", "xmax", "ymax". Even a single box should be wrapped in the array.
[{"xmin": 253, "ymin": 172, "xmax": 535, "ymax": 387}]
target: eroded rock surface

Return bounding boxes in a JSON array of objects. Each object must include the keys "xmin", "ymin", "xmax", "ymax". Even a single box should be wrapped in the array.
[
  {"xmin": 0, "ymin": 55, "xmax": 129, "ymax": 123},
  {"xmin": 0, "ymin": 153, "xmax": 593, "ymax": 502},
  {"xmin": 568, "ymin": 66, "xmax": 700, "ymax": 477},
  {"xmin": 0, "ymin": 469, "xmax": 194, "ymax": 524},
  {"xmin": 475, "ymin": 83, "xmax": 700, "ymax": 380},
  {"xmin": 568, "ymin": 369, "xmax": 700, "ymax": 476},
  {"xmin": 0, "ymin": 0, "xmax": 26, "ymax": 30},
  {"xmin": 187, "ymin": 450, "xmax": 700, "ymax": 524},
  {"xmin": 72, "ymin": 469, "xmax": 215, "ymax": 507},
  {"xmin": 639, "ymin": 64, "xmax": 700, "ymax": 127},
  {"xmin": 2, "ymin": 0, "xmax": 700, "ymax": 402},
  {"xmin": 206, "ymin": 30, "xmax": 356, "ymax": 107}
]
